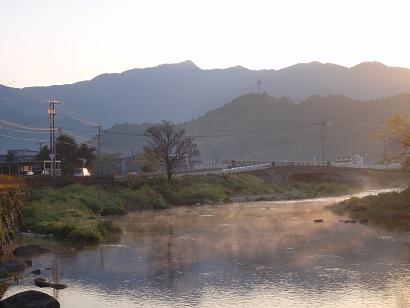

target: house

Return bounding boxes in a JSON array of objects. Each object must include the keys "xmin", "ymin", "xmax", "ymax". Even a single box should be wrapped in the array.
[{"xmin": 0, "ymin": 149, "xmax": 41, "ymax": 175}]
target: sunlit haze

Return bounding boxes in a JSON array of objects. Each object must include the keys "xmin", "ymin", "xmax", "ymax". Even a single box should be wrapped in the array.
[{"xmin": 1, "ymin": 0, "xmax": 410, "ymax": 86}]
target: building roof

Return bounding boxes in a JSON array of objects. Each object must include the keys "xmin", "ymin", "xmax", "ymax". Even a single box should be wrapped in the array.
[{"xmin": 4, "ymin": 149, "xmax": 38, "ymax": 162}]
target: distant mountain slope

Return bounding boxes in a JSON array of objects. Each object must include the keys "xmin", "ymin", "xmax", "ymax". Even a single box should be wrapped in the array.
[
  {"xmin": 3, "ymin": 61, "xmax": 410, "ymax": 126},
  {"xmin": 101, "ymin": 93, "xmax": 410, "ymax": 162}
]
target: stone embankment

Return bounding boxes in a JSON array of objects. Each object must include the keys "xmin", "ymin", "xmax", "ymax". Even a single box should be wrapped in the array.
[{"xmin": 0, "ymin": 176, "xmax": 27, "ymax": 256}]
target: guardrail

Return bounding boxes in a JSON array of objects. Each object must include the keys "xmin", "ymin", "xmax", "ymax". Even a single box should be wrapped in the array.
[
  {"xmin": 223, "ymin": 163, "xmax": 273, "ymax": 174},
  {"xmin": 273, "ymin": 161, "xmax": 330, "ymax": 167}
]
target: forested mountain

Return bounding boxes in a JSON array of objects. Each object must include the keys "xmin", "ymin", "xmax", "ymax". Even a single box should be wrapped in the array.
[
  {"xmin": 3, "ymin": 61, "xmax": 410, "ymax": 126},
  {"xmin": 101, "ymin": 93, "xmax": 410, "ymax": 162}
]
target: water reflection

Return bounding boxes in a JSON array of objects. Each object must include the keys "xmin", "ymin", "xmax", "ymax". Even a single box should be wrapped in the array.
[{"xmin": 3, "ymin": 191, "xmax": 410, "ymax": 307}]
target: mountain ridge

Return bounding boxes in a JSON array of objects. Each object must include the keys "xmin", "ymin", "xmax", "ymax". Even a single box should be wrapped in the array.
[{"xmin": 2, "ymin": 60, "xmax": 410, "ymax": 126}]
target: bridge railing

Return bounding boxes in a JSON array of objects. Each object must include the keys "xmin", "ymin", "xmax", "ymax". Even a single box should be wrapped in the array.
[
  {"xmin": 273, "ymin": 161, "xmax": 330, "ymax": 167},
  {"xmin": 222, "ymin": 163, "xmax": 273, "ymax": 174}
]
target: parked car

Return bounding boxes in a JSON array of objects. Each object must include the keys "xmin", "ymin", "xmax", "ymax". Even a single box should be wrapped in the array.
[
  {"xmin": 26, "ymin": 171, "xmax": 34, "ymax": 176},
  {"xmin": 73, "ymin": 168, "xmax": 91, "ymax": 177}
]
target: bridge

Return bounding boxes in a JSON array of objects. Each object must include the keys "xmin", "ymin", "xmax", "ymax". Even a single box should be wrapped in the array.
[{"xmin": 184, "ymin": 160, "xmax": 401, "ymax": 176}]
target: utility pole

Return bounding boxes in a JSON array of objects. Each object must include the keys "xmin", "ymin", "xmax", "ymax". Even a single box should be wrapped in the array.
[
  {"xmin": 256, "ymin": 78, "xmax": 263, "ymax": 95},
  {"xmin": 97, "ymin": 123, "xmax": 102, "ymax": 176},
  {"xmin": 37, "ymin": 142, "xmax": 44, "ymax": 152},
  {"xmin": 320, "ymin": 121, "xmax": 327, "ymax": 166},
  {"xmin": 189, "ymin": 143, "xmax": 192, "ymax": 169},
  {"xmin": 384, "ymin": 139, "xmax": 388, "ymax": 163},
  {"xmin": 47, "ymin": 98, "xmax": 61, "ymax": 176}
]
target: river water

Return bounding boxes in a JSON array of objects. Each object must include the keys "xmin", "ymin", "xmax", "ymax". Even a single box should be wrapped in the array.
[{"xmin": 3, "ymin": 190, "xmax": 410, "ymax": 307}]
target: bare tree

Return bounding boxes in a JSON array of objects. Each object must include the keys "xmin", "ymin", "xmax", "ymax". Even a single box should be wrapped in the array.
[{"xmin": 144, "ymin": 121, "xmax": 199, "ymax": 183}]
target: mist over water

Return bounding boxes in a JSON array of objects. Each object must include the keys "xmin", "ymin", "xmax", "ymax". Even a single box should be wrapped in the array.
[{"xmin": 4, "ymin": 190, "xmax": 410, "ymax": 307}]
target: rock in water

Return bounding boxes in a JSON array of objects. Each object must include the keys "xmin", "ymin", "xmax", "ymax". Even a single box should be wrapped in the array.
[
  {"xmin": 0, "ymin": 283, "xmax": 9, "ymax": 300},
  {"xmin": 34, "ymin": 278, "xmax": 68, "ymax": 290},
  {"xmin": 0, "ymin": 260, "xmax": 31, "ymax": 279},
  {"xmin": 2, "ymin": 260, "xmax": 31, "ymax": 273},
  {"xmin": 359, "ymin": 218, "xmax": 369, "ymax": 225},
  {"xmin": 0, "ymin": 290, "xmax": 59, "ymax": 308},
  {"xmin": 13, "ymin": 245, "xmax": 51, "ymax": 258}
]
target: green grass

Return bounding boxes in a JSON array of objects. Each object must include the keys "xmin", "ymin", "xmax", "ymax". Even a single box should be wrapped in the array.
[
  {"xmin": 127, "ymin": 174, "xmax": 353, "ymax": 204},
  {"xmin": 329, "ymin": 187, "xmax": 410, "ymax": 230},
  {"xmin": 23, "ymin": 184, "xmax": 170, "ymax": 243},
  {"xmin": 23, "ymin": 175, "xmax": 355, "ymax": 243}
]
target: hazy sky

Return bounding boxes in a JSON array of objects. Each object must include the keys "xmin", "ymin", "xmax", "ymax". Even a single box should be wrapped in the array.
[{"xmin": 1, "ymin": 0, "xmax": 410, "ymax": 87}]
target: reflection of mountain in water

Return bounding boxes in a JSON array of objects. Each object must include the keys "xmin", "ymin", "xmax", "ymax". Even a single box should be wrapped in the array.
[{"xmin": 10, "ymin": 199, "xmax": 410, "ymax": 307}]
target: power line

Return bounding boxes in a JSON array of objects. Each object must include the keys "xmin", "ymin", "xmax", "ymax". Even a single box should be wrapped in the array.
[
  {"xmin": 0, "ymin": 133, "xmax": 48, "ymax": 142},
  {"xmin": 0, "ymin": 69, "xmax": 48, "ymax": 101},
  {"xmin": 61, "ymin": 128, "xmax": 98, "ymax": 143},
  {"xmin": 0, "ymin": 73, "xmax": 47, "ymax": 103},
  {"xmin": 58, "ymin": 103, "xmax": 98, "ymax": 127},
  {"xmin": 55, "ymin": 140, "xmax": 95, "ymax": 147},
  {"xmin": 0, "ymin": 125, "xmax": 50, "ymax": 134},
  {"xmin": 0, "ymin": 118, "xmax": 56, "ymax": 131},
  {"xmin": 103, "ymin": 122, "xmax": 324, "ymax": 139}
]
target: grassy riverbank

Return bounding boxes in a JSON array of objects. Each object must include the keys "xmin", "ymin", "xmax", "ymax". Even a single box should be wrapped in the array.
[
  {"xmin": 330, "ymin": 187, "xmax": 410, "ymax": 230},
  {"xmin": 22, "ymin": 174, "xmax": 357, "ymax": 243}
]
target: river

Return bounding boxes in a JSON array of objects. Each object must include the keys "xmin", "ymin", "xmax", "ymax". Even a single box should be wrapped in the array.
[{"xmin": 3, "ymin": 189, "xmax": 410, "ymax": 307}]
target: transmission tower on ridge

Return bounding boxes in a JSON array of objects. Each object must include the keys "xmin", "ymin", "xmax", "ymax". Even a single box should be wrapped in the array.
[{"xmin": 256, "ymin": 78, "xmax": 263, "ymax": 95}]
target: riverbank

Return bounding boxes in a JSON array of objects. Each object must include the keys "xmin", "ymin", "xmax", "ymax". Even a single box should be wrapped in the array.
[
  {"xmin": 0, "ymin": 188, "xmax": 27, "ymax": 256},
  {"xmin": 330, "ymin": 187, "xmax": 410, "ymax": 230},
  {"xmin": 22, "ymin": 174, "xmax": 359, "ymax": 243}
]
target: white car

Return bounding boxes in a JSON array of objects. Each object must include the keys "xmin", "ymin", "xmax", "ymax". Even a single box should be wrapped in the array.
[{"xmin": 73, "ymin": 168, "xmax": 91, "ymax": 176}]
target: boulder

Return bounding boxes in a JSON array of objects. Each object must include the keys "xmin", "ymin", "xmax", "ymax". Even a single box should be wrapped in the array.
[
  {"xmin": 13, "ymin": 245, "xmax": 51, "ymax": 258},
  {"xmin": 0, "ymin": 283, "xmax": 9, "ymax": 300},
  {"xmin": 0, "ymin": 260, "xmax": 31, "ymax": 279},
  {"xmin": 34, "ymin": 278, "xmax": 68, "ymax": 290},
  {"xmin": 359, "ymin": 219, "xmax": 369, "ymax": 225},
  {"xmin": 344, "ymin": 220, "xmax": 356, "ymax": 223},
  {"xmin": 2, "ymin": 260, "xmax": 31, "ymax": 273},
  {"xmin": 0, "ymin": 290, "xmax": 59, "ymax": 308}
]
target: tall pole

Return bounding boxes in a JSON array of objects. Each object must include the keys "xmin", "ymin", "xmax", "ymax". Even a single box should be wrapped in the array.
[
  {"xmin": 97, "ymin": 123, "xmax": 102, "ymax": 176},
  {"xmin": 189, "ymin": 143, "xmax": 192, "ymax": 169},
  {"xmin": 37, "ymin": 142, "xmax": 44, "ymax": 152},
  {"xmin": 320, "ymin": 121, "xmax": 327, "ymax": 166},
  {"xmin": 256, "ymin": 78, "xmax": 262, "ymax": 95},
  {"xmin": 47, "ymin": 98, "xmax": 60, "ymax": 176},
  {"xmin": 384, "ymin": 139, "xmax": 388, "ymax": 163}
]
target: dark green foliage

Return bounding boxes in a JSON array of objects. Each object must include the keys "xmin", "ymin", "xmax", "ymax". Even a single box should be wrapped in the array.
[
  {"xmin": 5, "ymin": 151, "xmax": 15, "ymax": 162},
  {"xmin": 35, "ymin": 145, "xmax": 50, "ymax": 161}
]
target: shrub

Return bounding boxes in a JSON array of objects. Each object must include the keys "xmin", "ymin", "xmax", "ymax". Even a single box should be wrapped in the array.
[{"xmin": 68, "ymin": 225, "xmax": 102, "ymax": 243}]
